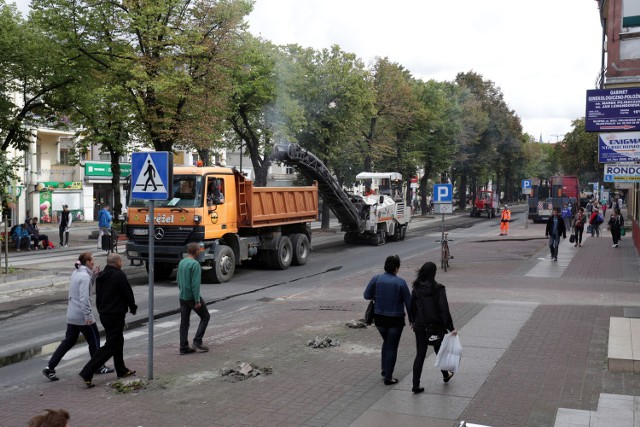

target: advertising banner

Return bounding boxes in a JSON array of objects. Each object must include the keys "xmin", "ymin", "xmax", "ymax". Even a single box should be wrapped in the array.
[
  {"xmin": 598, "ymin": 132, "xmax": 640, "ymax": 162},
  {"xmin": 586, "ymin": 88, "xmax": 640, "ymax": 131},
  {"xmin": 603, "ymin": 163, "xmax": 640, "ymax": 182}
]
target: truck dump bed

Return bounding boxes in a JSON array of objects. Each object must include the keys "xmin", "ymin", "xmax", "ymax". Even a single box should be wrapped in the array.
[{"xmin": 240, "ymin": 181, "xmax": 318, "ymax": 228}]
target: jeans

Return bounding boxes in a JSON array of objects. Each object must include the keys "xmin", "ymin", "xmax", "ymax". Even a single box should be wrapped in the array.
[
  {"xmin": 612, "ymin": 227, "xmax": 621, "ymax": 245},
  {"xmin": 59, "ymin": 227, "xmax": 69, "ymax": 245},
  {"xmin": 180, "ymin": 298, "xmax": 210, "ymax": 350},
  {"xmin": 47, "ymin": 323, "xmax": 101, "ymax": 370},
  {"xmin": 548, "ymin": 235, "xmax": 560, "ymax": 258},
  {"xmin": 79, "ymin": 313, "xmax": 128, "ymax": 380},
  {"xmin": 591, "ymin": 224, "xmax": 600, "ymax": 237},
  {"xmin": 376, "ymin": 325, "xmax": 404, "ymax": 380},
  {"xmin": 413, "ymin": 329, "xmax": 450, "ymax": 388},
  {"xmin": 574, "ymin": 227, "xmax": 584, "ymax": 245}
]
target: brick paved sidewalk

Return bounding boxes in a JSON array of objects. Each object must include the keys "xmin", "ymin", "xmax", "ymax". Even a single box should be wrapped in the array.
[{"xmin": 2, "ymin": 209, "xmax": 638, "ymax": 427}]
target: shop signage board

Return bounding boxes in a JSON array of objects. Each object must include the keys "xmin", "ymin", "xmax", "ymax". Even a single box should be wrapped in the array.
[
  {"xmin": 598, "ymin": 132, "xmax": 640, "ymax": 162},
  {"xmin": 586, "ymin": 88, "xmax": 640, "ymax": 132},
  {"xmin": 603, "ymin": 162, "xmax": 640, "ymax": 182},
  {"xmin": 85, "ymin": 162, "xmax": 132, "ymax": 177}
]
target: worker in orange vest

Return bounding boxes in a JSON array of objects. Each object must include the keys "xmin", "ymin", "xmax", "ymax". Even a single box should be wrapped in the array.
[{"xmin": 499, "ymin": 205, "xmax": 511, "ymax": 236}]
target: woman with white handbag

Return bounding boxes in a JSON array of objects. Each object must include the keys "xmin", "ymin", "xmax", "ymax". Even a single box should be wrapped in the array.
[{"xmin": 409, "ymin": 261, "xmax": 457, "ymax": 394}]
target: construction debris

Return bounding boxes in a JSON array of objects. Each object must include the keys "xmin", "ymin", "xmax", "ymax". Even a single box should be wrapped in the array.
[
  {"xmin": 221, "ymin": 362, "xmax": 272, "ymax": 381},
  {"xmin": 307, "ymin": 336, "xmax": 340, "ymax": 348},
  {"xmin": 346, "ymin": 319, "xmax": 367, "ymax": 328}
]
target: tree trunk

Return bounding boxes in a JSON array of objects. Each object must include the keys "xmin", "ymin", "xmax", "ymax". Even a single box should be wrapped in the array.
[{"xmin": 458, "ymin": 174, "xmax": 468, "ymax": 211}]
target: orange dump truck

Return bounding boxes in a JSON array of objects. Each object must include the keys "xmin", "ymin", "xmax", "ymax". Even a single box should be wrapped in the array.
[{"xmin": 126, "ymin": 165, "xmax": 318, "ymax": 283}]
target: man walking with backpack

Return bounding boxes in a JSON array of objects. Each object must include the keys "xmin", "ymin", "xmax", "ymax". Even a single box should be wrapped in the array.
[{"xmin": 589, "ymin": 208, "xmax": 603, "ymax": 237}]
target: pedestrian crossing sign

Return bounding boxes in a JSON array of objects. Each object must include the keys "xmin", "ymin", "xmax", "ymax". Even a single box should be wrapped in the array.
[{"xmin": 131, "ymin": 152, "xmax": 173, "ymax": 200}]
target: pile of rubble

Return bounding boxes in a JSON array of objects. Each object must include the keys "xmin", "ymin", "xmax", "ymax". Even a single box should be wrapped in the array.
[
  {"xmin": 221, "ymin": 362, "xmax": 272, "ymax": 381},
  {"xmin": 307, "ymin": 336, "xmax": 340, "ymax": 348},
  {"xmin": 346, "ymin": 319, "xmax": 367, "ymax": 328}
]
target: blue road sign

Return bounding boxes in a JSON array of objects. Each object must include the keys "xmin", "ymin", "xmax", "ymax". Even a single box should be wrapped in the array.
[
  {"xmin": 131, "ymin": 152, "xmax": 172, "ymax": 200},
  {"xmin": 522, "ymin": 179, "xmax": 532, "ymax": 189},
  {"xmin": 433, "ymin": 184, "xmax": 453, "ymax": 202}
]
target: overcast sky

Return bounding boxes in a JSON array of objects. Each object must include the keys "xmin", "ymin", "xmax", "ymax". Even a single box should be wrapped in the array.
[{"xmin": 14, "ymin": 0, "xmax": 603, "ymax": 143}]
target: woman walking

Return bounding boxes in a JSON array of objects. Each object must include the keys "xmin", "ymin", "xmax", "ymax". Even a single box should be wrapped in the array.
[
  {"xmin": 608, "ymin": 208, "xmax": 624, "ymax": 248},
  {"xmin": 572, "ymin": 207, "xmax": 586, "ymax": 247},
  {"xmin": 364, "ymin": 255, "xmax": 412, "ymax": 385},
  {"xmin": 409, "ymin": 262, "xmax": 457, "ymax": 394}
]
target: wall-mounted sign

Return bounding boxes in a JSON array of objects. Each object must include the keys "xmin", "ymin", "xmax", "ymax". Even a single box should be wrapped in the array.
[
  {"xmin": 603, "ymin": 163, "xmax": 640, "ymax": 182},
  {"xmin": 586, "ymin": 88, "xmax": 640, "ymax": 132},
  {"xmin": 36, "ymin": 181, "xmax": 82, "ymax": 191},
  {"xmin": 598, "ymin": 132, "xmax": 640, "ymax": 162},
  {"xmin": 85, "ymin": 162, "xmax": 132, "ymax": 177}
]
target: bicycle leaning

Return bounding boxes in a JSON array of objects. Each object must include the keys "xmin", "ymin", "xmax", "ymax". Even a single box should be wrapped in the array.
[{"xmin": 436, "ymin": 232, "xmax": 454, "ymax": 271}]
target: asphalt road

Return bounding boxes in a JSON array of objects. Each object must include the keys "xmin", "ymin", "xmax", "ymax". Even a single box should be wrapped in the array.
[{"xmin": 0, "ymin": 209, "xmax": 511, "ymax": 367}]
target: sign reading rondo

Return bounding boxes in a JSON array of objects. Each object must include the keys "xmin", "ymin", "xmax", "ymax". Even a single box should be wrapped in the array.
[
  {"xmin": 603, "ymin": 163, "xmax": 640, "ymax": 182},
  {"xmin": 85, "ymin": 162, "xmax": 132, "ymax": 177}
]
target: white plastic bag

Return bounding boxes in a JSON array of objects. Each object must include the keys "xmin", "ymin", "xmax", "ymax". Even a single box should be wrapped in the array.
[{"xmin": 434, "ymin": 333, "xmax": 462, "ymax": 372}]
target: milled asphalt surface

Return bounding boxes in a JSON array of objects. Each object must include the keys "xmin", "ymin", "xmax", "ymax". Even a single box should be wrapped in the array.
[{"xmin": 1, "ymin": 207, "xmax": 639, "ymax": 427}]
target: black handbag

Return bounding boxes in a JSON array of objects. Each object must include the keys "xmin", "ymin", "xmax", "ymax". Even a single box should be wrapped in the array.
[
  {"xmin": 364, "ymin": 301, "xmax": 374, "ymax": 325},
  {"xmin": 569, "ymin": 234, "xmax": 575, "ymax": 243}
]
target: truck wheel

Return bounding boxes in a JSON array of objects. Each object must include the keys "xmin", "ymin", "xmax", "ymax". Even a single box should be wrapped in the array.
[
  {"xmin": 209, "ymin": 245, "xmax": 235, "ymax": 283},
  {"xmin": 145, "ymin": 262, "xmax": 174, "ymax": 281},
  {"xmin": 270, "ymin": 236, "xmax": 293, "ymax": 270},
  {"xmin": 344, "ymin": 232, "xmax": 357, "ymax": 244},
  {"xmin": 291, "ymin": 233, "xmax": 310, "ymax": 266}
]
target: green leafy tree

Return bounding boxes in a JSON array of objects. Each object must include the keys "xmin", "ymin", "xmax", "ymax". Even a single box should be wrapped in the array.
[
  {"xmin": 32, "ymin": 0, "xmax": 252, "ymax": 153},
  {"xmin": 286, "ymin": 44, "xmax": 374, "ymax": 228},
  {"xmin": 556, "ymin": 118, "xmax": 600, "ymax": 185},
  {"xmin": 0, "ymin": 1, "xmax": 74, "ymax": 151},
  {"xmin": 226, "ymin": 37, "xmax": 304, "ymax": 186}
]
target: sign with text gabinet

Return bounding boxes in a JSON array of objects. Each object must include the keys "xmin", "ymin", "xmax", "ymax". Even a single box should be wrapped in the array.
[
  {"xmin": 603, "ymin": 163, "xmax": 640, "ymax": 182},
  {"xmin": 586, "ymin": 88, "xmax": 640, "ymax": 132},
  {"xmin": 598, "ymin": 132, "xmax": 640, "ymax": 163},
  {"xmin": 130, "ymin": 152, "xmax": 173, "ymax": 200}
]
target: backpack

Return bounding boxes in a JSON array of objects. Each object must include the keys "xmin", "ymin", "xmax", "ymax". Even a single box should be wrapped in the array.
[{"xmin": 594, "ymin": 213, "xmax": 603, "ymax": 225}]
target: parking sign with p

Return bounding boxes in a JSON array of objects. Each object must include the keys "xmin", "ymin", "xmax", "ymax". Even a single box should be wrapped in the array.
[{"xmin": 434, "ymin": 184, "xmax": 453, "ymax": 202}]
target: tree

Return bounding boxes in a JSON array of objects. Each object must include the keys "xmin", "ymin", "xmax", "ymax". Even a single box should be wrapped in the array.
[
  {"xmin": 32, "ymin": 0, "xmax": 253, "ymax": 153},
  {"xmin": 556, "ymin": 118, "xmax": 600, "ymax": 185},
  {"xmin": 226, "ymin": 37, "xmax": 304, "ymax": 186},
  {"xmin": 286, "ymin": 45, "xmax": 375, "ymax": 229},
  {"xmin": 0, "ymin": 1, "xmax": 74, "ymax": 152}
]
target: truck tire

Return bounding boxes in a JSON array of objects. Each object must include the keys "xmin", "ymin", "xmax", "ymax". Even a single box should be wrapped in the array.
[
  {"xmin": 270, "ymin": 236, "xmax": 293, "ymax": 270},
  {"xmin": 207, "ymin": 245, "xmax": 235, "ymax": 283},
  {"xmin": 291, "ymin": 233, "xmax": 310, "ymax": 266},
  {"xmin": 145, "ymin": 262, "xmax": 174, "ymax": 281}
]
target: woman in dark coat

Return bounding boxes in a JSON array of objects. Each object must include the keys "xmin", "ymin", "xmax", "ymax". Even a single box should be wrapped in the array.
[
  {"xmin": 608, "ymin": 208, "xmax": 624, "ymax": 248},
  {"xmin": 409, "ymin": 261, "xmax": 457, "ymax": 394}
]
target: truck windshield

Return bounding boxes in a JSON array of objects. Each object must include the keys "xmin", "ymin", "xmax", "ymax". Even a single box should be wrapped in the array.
[{"xmin": 129, "ymin": 175, "xmax": 203, "ymax": 208}]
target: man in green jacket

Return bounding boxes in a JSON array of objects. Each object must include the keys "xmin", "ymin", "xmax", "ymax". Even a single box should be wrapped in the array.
[{"xmin": 177, "ymin": 242, "xmax": 210, "ymax": 354}]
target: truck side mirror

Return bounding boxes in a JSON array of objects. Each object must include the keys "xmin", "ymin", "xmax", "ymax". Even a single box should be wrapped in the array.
[{"xmin": 379, "ymin": 196, "xmax": 385, "ymax": 204}]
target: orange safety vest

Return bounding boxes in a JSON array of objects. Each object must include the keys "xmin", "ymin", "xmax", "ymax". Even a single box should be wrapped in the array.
[{"xmin": 501, "ymin": 209, "xmax": 511, "ymax": 222}]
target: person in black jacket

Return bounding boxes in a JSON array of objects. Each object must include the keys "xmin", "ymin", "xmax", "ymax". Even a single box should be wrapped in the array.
[
  {"xmin": 79, "ymin": 253, "xmax": 137, "ymax": 387},
  {"xmin": 545, "ymin": 207, "xmax": 566, "ymax": 261},
  {"xmin": 409, "ymin": 262, "xmax": 457, "ymax": 394}
]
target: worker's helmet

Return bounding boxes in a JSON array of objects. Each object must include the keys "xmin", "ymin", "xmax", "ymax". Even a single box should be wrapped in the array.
[{"xmin": 504, "ymin": 205, "xmax": 509, "ymax": 209}]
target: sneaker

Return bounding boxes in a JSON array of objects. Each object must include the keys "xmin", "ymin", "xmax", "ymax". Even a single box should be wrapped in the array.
[
  {"xmin": 554, "ymin": 257, "xmax": 558, "ymax": 262},
  {"xmin": 95, "ymin": 365, "xmax": 114, "ymax": 374},
  {"xmin": 16, "ymin": 249, "xmax": 20, "ymax": 252},
  {"xmin": 43, "ymin": 367, "xmax": 59, "ymax": 381},
  {"xmin": 194, "ymin": 344, "xmax": 209, "ymax": 353},
  {"xmin": 180, "ymin": 347, "xmax": 197, "ymax": 355},
  {"xmin": 64, "ymin": 244, "xmax": 68, "ymax": 247},
  {"xmin": 613, "ymin": 244, "xmax": 619, "ymax": 248}
]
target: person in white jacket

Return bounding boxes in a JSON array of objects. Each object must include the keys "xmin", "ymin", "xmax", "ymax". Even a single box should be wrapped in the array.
[{"xmin": 42, "ymin": 253, "xmax": 113, "ymax": 381}]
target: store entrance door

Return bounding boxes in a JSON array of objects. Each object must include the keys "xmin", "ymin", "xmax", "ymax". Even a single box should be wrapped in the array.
[{"xmin": 93, "ymin": 184, "xmax": 113, "ymax": 221}]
